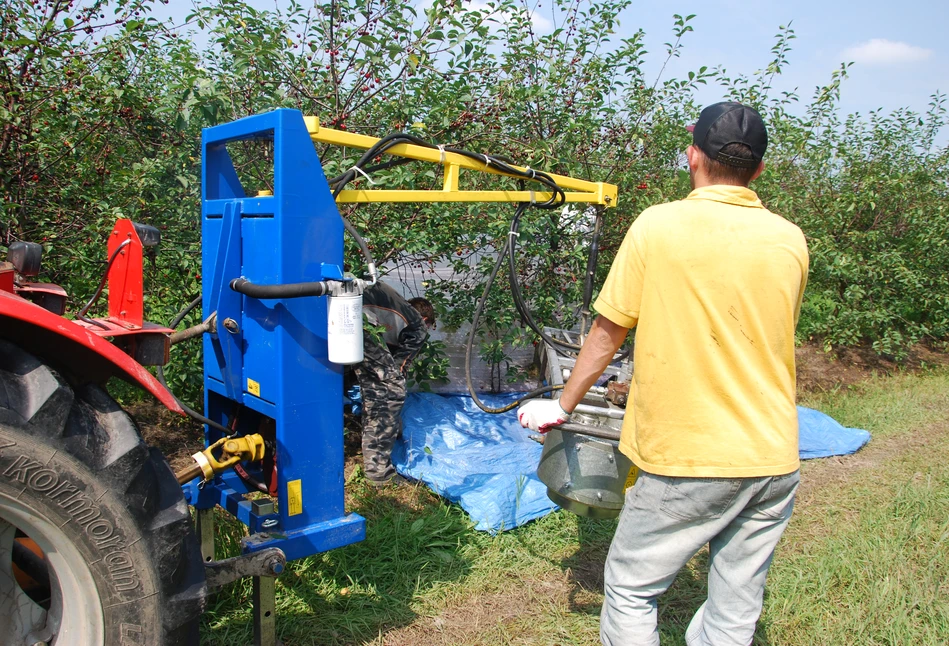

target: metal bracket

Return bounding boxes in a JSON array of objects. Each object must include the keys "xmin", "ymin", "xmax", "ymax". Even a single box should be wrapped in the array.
[
  {"xmin": 197, "ymin": 507, "xmax": 215, "ymax": 564},
  {"xmin": 253, "ymin": 575, "xmax": 278, "ymax": 646},
  {"xmin": 204, "ymin": 546, "xmax": 286, "ymax": 589}
]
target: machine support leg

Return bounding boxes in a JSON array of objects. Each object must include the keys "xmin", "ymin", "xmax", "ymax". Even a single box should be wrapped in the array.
[
  {"xmin": 197, "ymin": 507, "xmax": 215, "ymax": 563},
  {"xmin": 253, "ymin": 575, "xmax": 277, "ymax": 646}
]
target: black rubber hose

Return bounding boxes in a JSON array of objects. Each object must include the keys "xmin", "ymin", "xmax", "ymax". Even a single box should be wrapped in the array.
[
  {"xmin": 506, "ymin": 210, "xmax": 582, "ymax": 354},
  {"xmin": 464, "ymin": 205, "xmax": 564, "ymax": 414},
  {"xmin": 171, "ymin": 294, "xmax": 202, "ymax": 329},
  {"xmin": 229, "ymin": 277, "xmax": 330, "ymax": 299},
  {"xmin": 579, "ymin": 207, "xmax": 604, "ymax": 333},
  {"xmin": 157, "ymin": 297, "xmax": 232, "ymax": 436},
  {"xmin": 76, "ymin": 238, "xmax": 134, "ymax": 329},
  {"xmin": 507, "ymin": 208, "xmax": 631, "ymax": 362},
  {"xmin": 76, "ymin": 238, "xmax": 132, "ymax": 319},
  {"xmin": 340, "ymin": 215, "xmax": 378, "ymax": 283},
  {"xmin": 233, "ymin": 463, "xmax": 269, "ymax": 494},
  {"xmin": 327, "ymin": 130, "xmax": 568, "ymax": 286}
]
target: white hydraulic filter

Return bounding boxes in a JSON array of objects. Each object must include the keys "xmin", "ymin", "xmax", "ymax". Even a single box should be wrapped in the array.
[{"xmin": 327, "ymin": 291, "xmax": 364, "ymax": 364}]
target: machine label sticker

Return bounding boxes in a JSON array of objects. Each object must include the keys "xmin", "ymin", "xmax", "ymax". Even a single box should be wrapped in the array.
[
  {"xmin": 247, "ymin": 378, "xmax": 261, "ymax": 397},
  {"xmin": 287, "ymin": 479, "xmax": 303, "ymax": 516},
  {"xmin": 623, "ymin": 465, "xmax": 640, "ymax": 492}
]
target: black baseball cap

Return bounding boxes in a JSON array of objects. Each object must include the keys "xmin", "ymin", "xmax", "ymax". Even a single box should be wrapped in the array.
[{"xmin": 687, "ymin": 102, "xmax": 767, "ymax": 168}]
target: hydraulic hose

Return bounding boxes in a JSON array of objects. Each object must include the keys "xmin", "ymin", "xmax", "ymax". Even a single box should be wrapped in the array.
[
  {"xmin": 579, "ymin": 207, "xmax": 604, "ymax": 337},
  {"xmin": 75, "ymin": 238, "xmax": 133, "ymax": 330},
  {"xmin": 464, "ymin": 205, "xmax": 564, "ymax": 414},
  {"xmin": 340, "ymin": 215, "xmax": 378, "ymax": 285},
  {"xmin": 507, "ymin": 208, "xmax": 630, "ymax": 362},
  {"xmin": 157, "ymin": 295, "xmax": 232, "ymax": 436},
  {"xmin": 506, "ymin": 209, "xmax": 582, "ymax": 354},
  {"xmin": 327, "ymin": 130, "xmax": 567, "ymax": 288},
  {"xmin": 229, "ymin": 277, "xmax": 330, "ymax": 299},
  {"xmin": 170, "ymin": 294, "xmax": 203, "ymax": 329}
]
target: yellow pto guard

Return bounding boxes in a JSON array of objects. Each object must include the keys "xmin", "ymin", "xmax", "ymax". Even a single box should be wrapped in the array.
[{"xmin": 176, "ymin": 434, "xmax": 267, "ymax": 485}]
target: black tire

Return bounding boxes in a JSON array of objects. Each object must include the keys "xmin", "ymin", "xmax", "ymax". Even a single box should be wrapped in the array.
[{"xmin": 0, "ymin": 340, "xmax": 207, "ymax": 645}]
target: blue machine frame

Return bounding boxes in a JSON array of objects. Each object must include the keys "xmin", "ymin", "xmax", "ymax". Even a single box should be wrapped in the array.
[{"xmin": 184, "ymin": 109, "xmax": 366, "ymax": 562}]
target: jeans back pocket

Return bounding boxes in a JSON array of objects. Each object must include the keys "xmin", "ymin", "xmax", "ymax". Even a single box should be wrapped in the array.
[{"xmin": 659, "ymin": 477, "xmax": 743, "ymax": 521}]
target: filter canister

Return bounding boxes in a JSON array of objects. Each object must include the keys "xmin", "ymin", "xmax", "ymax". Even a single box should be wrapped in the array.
[{"xmin": 327, "ymin": 293, "xmax": 364, "ymax": 364}]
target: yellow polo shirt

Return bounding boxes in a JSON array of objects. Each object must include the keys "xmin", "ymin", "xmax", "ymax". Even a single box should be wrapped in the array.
[{"xmin": 594, "ymin": 185, "xmax": 809, "ymax": 477}]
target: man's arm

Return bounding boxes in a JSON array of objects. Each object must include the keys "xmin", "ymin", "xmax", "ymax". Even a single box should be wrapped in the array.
[
  {"xmin": 392, "ymin": 320, "xmax": 428, "ymax": 373},
  {"xmin": 518, "ymin": 315, "xmax": 630, "ymax": 431},
  {"xmin": 558, "ymin": 316, "xmax": 630, "ymax": 413}
]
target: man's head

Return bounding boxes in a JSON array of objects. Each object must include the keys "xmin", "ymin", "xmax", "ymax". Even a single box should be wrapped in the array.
[
  {"xmin": 686, "ymin": 101, "xmax": 767, "ymax": 188},
  {"xmin": 409, "ymin": 297, "xmax": 436, "ymax": 330}
]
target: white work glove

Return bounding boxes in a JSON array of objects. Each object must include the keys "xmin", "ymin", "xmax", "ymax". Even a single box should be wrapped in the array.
[{"xmin": 517, "ymin": 399, "xmax": 570, "ymax": 433}]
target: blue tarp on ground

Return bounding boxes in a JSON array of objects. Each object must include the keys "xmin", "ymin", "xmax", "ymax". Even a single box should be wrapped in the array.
[
  {"xmin": 391, "ymin": 393, "xmax": 871, "ymax": 533},
  {"xmin": 391, "ymin": 393, "xmax": 555, "ymax": 533},
  {"xmin": 797, "ymin": 405, "xmax": 871, "ymax": 459}
]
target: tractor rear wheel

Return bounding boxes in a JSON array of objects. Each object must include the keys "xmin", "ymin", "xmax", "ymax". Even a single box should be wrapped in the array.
[{"xmin": 0, "ymin": 340, "xmax": 206, "ymax": 645}]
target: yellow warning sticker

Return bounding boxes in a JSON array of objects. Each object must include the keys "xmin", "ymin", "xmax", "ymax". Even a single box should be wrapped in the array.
[
  {"xmin": 247, "ymin": 378, "xmax": 261, "ymax": 397},
  {"xmin": 287, "ymin": 479, "xmax": 303, "ymax": 516},
  {"xmin": 623, "ymin": 465, "xmax": 640, "ymax": 492}
]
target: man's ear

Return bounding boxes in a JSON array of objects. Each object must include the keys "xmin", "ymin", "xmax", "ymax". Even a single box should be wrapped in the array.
[
  {"xmin": 750, "ymin": 161, "xmax": 766, "ymax": 182},
  {"xmin": 686, "ymin": 145, "xmax": 701, "ymax": 173}
]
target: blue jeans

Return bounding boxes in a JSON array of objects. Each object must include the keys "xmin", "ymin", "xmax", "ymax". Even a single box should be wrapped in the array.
[{"xmin": 600, "ymin": 470, "xmax": 800, "ymax": 646}]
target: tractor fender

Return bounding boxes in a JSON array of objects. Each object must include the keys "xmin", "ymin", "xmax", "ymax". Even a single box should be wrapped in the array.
[{"xmin": 0, "ymin": 291, "xmax": 184, "ymax": 414}]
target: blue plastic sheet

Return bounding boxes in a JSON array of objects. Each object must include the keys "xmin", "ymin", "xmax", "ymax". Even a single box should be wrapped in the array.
[
  {"xmin": 391, "ymin": 393, "xmax": 556, "ymax": 533},
  {"xmin": 391, "ymin": 394, "xmax": 871, "ymax": 533},
  {"xmin": 797, "ymin": 405, "xmax": 871, "ymax": 459}
]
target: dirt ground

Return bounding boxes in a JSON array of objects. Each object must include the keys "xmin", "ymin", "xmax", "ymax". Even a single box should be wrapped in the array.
[{"xmin": 794, "ymin": 342, "xmax": 949, "ymax": 392}]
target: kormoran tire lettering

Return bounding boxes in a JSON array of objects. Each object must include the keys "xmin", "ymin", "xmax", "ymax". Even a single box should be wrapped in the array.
[
  {"xmin": 0, "ymin": 340, "xmax": 206, "ymax": 645},
  {"xmin": 2, "ymin": 452, "xmax": 140, "ymax": 593}
]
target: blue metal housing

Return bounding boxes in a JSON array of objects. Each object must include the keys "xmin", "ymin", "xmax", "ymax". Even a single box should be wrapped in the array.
[{"xmin": 192, "ymin": 109, "xmax": 365, "ymax": 561}]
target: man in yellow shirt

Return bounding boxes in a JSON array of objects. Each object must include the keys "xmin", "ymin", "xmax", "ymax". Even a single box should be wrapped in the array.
[{"xmin": 519, "ymin": 101, "xmax": 809, "ymax": 645}]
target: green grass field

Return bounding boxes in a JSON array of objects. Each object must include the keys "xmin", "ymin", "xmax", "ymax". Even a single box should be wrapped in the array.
[{"xmin": 200, "ymin": 368, "xmax": 949, "ymax": 645}]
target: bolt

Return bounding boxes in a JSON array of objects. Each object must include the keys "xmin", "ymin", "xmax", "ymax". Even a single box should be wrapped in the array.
[
  {"xmin": 270, "ymin": 561, "xmax": 284, "ymax": 575},
  {"xmin": 223, "ymin": 317, "xmax": 239, "ymax": 333}
]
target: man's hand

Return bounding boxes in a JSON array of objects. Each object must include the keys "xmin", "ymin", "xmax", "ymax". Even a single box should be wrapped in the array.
[{"xmin": 518, "ymin": 399, "xmax": 570, "ymax": 433}]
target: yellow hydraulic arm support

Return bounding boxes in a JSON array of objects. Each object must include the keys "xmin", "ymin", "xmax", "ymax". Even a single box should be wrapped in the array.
[{"xmin": 304, "ymin": 117, "xmax": 617, "ymax": 208}]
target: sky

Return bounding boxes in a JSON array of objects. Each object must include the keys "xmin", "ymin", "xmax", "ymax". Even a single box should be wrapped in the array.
[
  {"xmin": 155, "ymin": 0, "xmax": 949, "ymax": 135},
  {"xmin": 612, "ymin": 0, "xmax": 948, "ymax": 124}
]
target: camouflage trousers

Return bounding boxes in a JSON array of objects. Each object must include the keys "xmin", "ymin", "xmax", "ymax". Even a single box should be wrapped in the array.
[{"xmin": 352, "ymin": 336, "xmax": 407, "ymax": 481}]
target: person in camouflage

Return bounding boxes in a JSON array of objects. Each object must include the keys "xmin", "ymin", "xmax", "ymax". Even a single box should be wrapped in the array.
[{"xmin": 353, "ymin": 281, "xmax": 435, "ymax": 485}]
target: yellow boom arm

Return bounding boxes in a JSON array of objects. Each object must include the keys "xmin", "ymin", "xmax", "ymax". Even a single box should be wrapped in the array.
[{"xmin": 304, "ymin": 117, "xmax": 617, "ymax": 207}]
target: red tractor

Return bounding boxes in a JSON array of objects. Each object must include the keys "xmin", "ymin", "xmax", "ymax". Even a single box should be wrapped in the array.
[{"xmin": 0, "ymin": 223, "xmax": 207, "ymax": 645}]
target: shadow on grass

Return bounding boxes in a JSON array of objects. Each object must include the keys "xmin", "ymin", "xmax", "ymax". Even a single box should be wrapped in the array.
[
  {"xmin": 200, "ymin": 482, "xmax": 478, "ymax": 646},
  {"xmin": 558, "ymin": 518, "xmax": 776, "ymax": 646}
]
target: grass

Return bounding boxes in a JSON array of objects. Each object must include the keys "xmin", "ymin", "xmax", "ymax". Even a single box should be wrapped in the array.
[{"xmin": 200, "ymin": 369, "xmax": 949, "ymax": 645}]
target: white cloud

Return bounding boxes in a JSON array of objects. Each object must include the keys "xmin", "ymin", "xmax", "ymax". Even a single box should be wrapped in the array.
[{"xmin": 842, "ymin": 38, "xmax": 933, "ymax": 65}]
